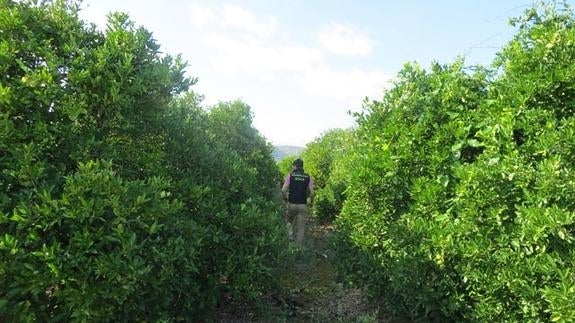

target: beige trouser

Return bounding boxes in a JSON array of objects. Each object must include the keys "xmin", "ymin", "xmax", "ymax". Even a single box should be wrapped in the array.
[{"xmin": 286, "ymin": 203, "xmax": 309, "ymax": 245}]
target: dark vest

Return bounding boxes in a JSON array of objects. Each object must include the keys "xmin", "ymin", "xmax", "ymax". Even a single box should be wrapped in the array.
[{"xmin": 288, "ymin": 170, "xmax": 310, "ymax": 204}]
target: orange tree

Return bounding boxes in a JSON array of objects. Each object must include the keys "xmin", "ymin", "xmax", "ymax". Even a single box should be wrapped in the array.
[
  {"xmin": 335, "ymin": 3, "xmax": 575, "ymax": 321},
  {"xmin": 0, "ymin": 1, "xmax": 285, "ymax": 321},
  {"xmin": 302, "ymin": 128, "xmax": 354, "ymax": 223}
]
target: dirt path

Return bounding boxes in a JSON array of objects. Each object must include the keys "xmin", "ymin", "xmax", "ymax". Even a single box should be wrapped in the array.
[
  {"xmin": 269, "ymin": 223, "xmax": 377, "ymax": 322},
  {"xmin": 214, "ymin": 221, "xmax": 401, "ymax": 322}
]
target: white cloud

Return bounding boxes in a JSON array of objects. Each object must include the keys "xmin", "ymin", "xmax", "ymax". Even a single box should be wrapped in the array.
[
  {"xmin": 206, "ymin": 34, "xmax": 323, "ymax": 74},
  {"xmin": 302, "ymin": 67, "xmax": 391, "ymax": 103},
  {"xmin": 187, "ymin": 4, "xmax": 322, "ymax": 76},
  {"xmin": 188, "ymin": 3, "xmax": 217, "ymax": 26},
  {"xmin": 221, "ymin": 5, "xmax": 277, "ymax": 39},
  {"xmin": 316, "ymin": 23, "xmax": 374, "ymax": 56},
  {"xmin": 181, "ymin": 4, "xmax": 389, "ymax": 144},
  {"xmin": 188, "ymin": 4, "xmax": 276, "ymax": 39}
]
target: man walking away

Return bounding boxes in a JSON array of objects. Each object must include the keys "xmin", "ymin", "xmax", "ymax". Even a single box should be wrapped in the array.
[{"xmin": 281, "ymin": 158, "xmax": 314, "ymax": 245}]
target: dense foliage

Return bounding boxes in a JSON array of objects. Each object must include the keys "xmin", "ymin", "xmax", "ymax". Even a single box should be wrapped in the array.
[
  {"xmin": 335, "ymin": 3, "xmax": 575, "ymax": 322},
  {"xmin": 301, "ymin": 129, "xmax": 354, "ymax": 223},
  {"xmin": 0, "ymin": 1, "xmax": 286, "ymax": 321}
]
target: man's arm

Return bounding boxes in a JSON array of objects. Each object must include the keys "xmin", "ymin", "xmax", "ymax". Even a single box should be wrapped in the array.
[
  {"xmin": 281, "ymin": 174, "xmax": 290, "ymax": 201},
  {"xmin": 307, "ymin": 177, "xmax": 315, "ymax": 204}
]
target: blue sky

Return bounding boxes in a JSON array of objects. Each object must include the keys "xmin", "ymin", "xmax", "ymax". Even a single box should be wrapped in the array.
[{"xmin": 79, "ymin": 1, "xmax": 572, "ymax": 147}]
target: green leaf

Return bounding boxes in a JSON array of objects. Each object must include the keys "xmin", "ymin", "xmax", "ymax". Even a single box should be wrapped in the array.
[{"xmin": 467, "ymin": 139, "xmax": 482, "ymax": 147}]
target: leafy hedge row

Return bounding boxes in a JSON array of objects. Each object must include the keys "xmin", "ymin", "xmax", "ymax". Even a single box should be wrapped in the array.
[
  {"xmin": 1, "ymin": 1, "xmax": 285, "ymax": 321},
  {"xmin": 301, "ymin": 129, "xmax": 354, "ymax": 223},
  {"xmin": 335, "ymin": 3, "xmax": 575, "ymax": 322}
]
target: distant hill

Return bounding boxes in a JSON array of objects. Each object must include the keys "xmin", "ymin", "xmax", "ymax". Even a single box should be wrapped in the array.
[{"xmin": 272, "ymin": 145, "xmax": 304, "ymax": 161}]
